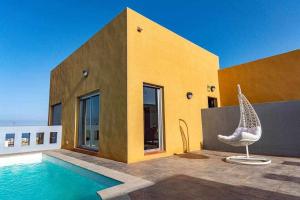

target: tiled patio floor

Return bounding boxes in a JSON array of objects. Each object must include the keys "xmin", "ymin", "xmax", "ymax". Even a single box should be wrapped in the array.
[{"xmin": 54, "ymin": 149, "xmax": 300, "ymax": 200}]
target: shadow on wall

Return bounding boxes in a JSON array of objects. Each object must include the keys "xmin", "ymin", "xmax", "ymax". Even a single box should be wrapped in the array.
[
  {"xmin": 201, "ymin": 101, "xmax": 300, "ymax": 157},
  {"xmin": 179, "ymin": 119, "xmax": 189, "ymax": 153},
  {"xmin": 128, "ymin": 175, "xmax": 300, "ymax": 200}
]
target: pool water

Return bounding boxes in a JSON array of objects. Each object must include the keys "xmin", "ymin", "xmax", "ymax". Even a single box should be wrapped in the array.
[{"xmin": 0, "ymin": 155, "xmax": 121, "ymax": 200}]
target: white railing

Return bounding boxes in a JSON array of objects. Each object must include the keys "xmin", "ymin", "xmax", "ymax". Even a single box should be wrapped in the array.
[{"xmin": 0, "ymin": 126, "xmax": 62, "ymax": 155}]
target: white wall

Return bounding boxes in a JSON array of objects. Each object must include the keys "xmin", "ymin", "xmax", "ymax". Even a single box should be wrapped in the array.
[{"xmin": 0, "ymin": 126, "xmax": 62, "ymax": 155}]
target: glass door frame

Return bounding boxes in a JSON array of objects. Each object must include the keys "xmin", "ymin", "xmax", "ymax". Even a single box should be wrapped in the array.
[
  {"xmin": 77, "ymin": 92, "xmax": 100, "ymax": 152},
  {"xmin": 143, "ymin": 83, "xmax": 165, "ymax": 153}
]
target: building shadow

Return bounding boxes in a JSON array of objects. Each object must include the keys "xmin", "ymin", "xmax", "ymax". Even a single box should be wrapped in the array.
[
  {"xmin": 264, "ymin": 173, "xmax": 300, "ymax": 184},
  {"xmin": 179, "ymin": 119, "xmax": 190, "ymax": 153},
  {"xmin": 282, "ymin": 161, "xmax": 300, "ymax": 167},
  {"xmin": 176, "ymin": 152, "xmax": 209, "ymax": 159},
  {"xmin": 129, "ymin": 175, "xmax": 300, "ymax": 200}
]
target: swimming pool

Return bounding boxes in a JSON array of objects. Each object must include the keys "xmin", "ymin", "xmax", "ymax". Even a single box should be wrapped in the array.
[{"xmin": 0, "ymin": 154, "xmax": 122, "ymax": 200}]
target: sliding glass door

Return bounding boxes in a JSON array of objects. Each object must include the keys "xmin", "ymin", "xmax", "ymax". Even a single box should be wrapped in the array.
[
  {"xmin": 78, "ymin": 93, "xmax": 100, "ymax": 151},
  {"xmin": 143, "ymin": 84, "xmax": 164, "ymax": 152}
]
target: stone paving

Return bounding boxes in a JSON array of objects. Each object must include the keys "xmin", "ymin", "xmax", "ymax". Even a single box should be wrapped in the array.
[{"xmin": 54, "ymin": 149, "xmax": 300, "ymax": 200}]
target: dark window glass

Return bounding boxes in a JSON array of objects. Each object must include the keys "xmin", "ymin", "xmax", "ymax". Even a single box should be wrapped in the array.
[
  {"xmin": 36, "ymin": 132, "xmax": 44, "ymax": 144},
  {"xmin": 50, "ymin": 132, "xmax": 57, "ymax": 144},
  {"xmin": 208, "ymin": 97, "xmax": 218, "ymax": 108},
  {"xmin": 51, "ymin": 103, "xmax": 62, "ymax": 125},
  {"xmin": 22, "ymin": 133, "xmax": 30, "ymax": 146},
  {"xmin": 144, "ymin": 87, "xmax": 157, "ymax": 105},
  {"xmin": 5, "ymin": 133, "xmax": 15, "ymax": 147},
  {"xmin": 143, "ymin": 85, "xmax": 163, "ymax": 151}
]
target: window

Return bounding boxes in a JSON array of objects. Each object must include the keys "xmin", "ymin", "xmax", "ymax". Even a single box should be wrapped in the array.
[
  {"xmin": 143, "ymin": 84, "xmax": 164, "ymax": 152},
  {"xmin": 5, "ymin": 133, "xmax": 15, "ymax": 147},
  {"xmin": 50, "ymin": 132, "xmax": 57, "ymax": 144},
  {"xmin": 78, "ymin": 93, "xmax": 100, "ymax": 151},
  {"xmin": 21, "ymin": 133, "xmax": 30, "ymax": 146},
  {"xmin": 208, "ymin": 97, "xmax": 218, "ymax": 108},
  {"xmin": 36, "ymin": 132, "xmax": 44, "ymax": 144},
  {"xmin": 51, "ymin": 103, "xmax": 62, "ymax": 125}
]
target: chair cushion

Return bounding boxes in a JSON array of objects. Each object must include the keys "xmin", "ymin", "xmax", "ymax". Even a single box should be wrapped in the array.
[{"xmin": 218, "ymin": 126, "xmax": 261, "ymax": 146}]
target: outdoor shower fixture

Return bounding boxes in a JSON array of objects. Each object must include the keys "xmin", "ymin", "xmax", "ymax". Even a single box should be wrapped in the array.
[{"xmin": 82, "ymin": 69, "xmax": 89, "ymax": 78}]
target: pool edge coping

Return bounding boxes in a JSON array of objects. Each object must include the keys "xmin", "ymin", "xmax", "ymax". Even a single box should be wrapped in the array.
[{"xmin": 44, "ymin": 151, "xmax": 154, "ymax": 200}]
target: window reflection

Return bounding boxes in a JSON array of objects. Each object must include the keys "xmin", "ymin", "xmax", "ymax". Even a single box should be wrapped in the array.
[
  {"xmin": 22, "ymin": 133, "xmax": 30, "ymax": 146},
  {"xmin": 78, "ymin": 93, "xmax": 100, "ymax": 151},
  {"xmin": 36, "ymin": 132, "xmax": 44, "ymax": 145},
  {"xmin": 50, "ymin": 132, "xmax": 57, "ymax": 144},
  {"xmin": 143, "ymin": 85, "xmax": 164, "ymax": 151},
  {"xmin": 52, "ymin": 103, "xmax": 62, "ymax": 125},
  {"xmin": 5, "ymin": 133, "xmax": 15, "ymax": 147}
]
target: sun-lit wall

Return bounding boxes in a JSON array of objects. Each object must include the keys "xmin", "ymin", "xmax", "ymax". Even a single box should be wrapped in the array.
[
  {"xmin": 127, "ymin": 8, "xmax": 220, "ymax": 163},
  {"xmin": 219, "ymin": 50, "xmax": 300, "ymax": 106}
]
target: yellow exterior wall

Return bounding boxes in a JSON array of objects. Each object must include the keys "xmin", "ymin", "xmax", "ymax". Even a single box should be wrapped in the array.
[
  {"xmin": 49, "ymin": 8, "xmax": 220, "ymax": 163},
  {"xmin": 219, "ymin": 49, "xmax": 300, "ymax": 106},
  {"xmin": 127, "ymin": 9, "xmax": 220, "ymax": 163},
  {"xmin": 49, "ymin": 10, "xmax": 128, "ymax": 162}
]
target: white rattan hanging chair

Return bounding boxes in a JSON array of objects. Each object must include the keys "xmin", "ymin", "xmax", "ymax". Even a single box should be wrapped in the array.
[{"xmin": 218, "ymin": 84, "xmax": 271, "ymax": 165}]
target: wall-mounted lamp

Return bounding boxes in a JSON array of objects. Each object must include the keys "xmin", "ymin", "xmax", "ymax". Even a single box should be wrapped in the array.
[
  {"xmin": 186, "ymin": 92, "xmax": 193, "ymax": 99},
  {"xmin": 207, "ymin": 85, "xmax": 216, "ymax": 92},
  {"xmin": 82, "ymin": 69, "xmax": 89, "ymax": 78},
  {"xmin": 137, "ymin": 26, "xmax": 143, "ymax": 33}
]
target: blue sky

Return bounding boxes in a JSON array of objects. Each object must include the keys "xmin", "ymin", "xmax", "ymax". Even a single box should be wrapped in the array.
[{"xmin": 0, "ymin": 0, "xmax": 299, "ymax": 124}]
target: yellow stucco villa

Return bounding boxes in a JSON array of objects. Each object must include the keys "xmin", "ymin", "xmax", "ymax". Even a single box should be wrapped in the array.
[{"xmin": 48, "ymin": 8, "xmax": 300, "ymax": 163}]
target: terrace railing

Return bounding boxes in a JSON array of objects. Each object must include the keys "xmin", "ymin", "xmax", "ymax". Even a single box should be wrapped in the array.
[{"xmin": 0, "ymin": 126, "xmax": 62, "ymax": 155}]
